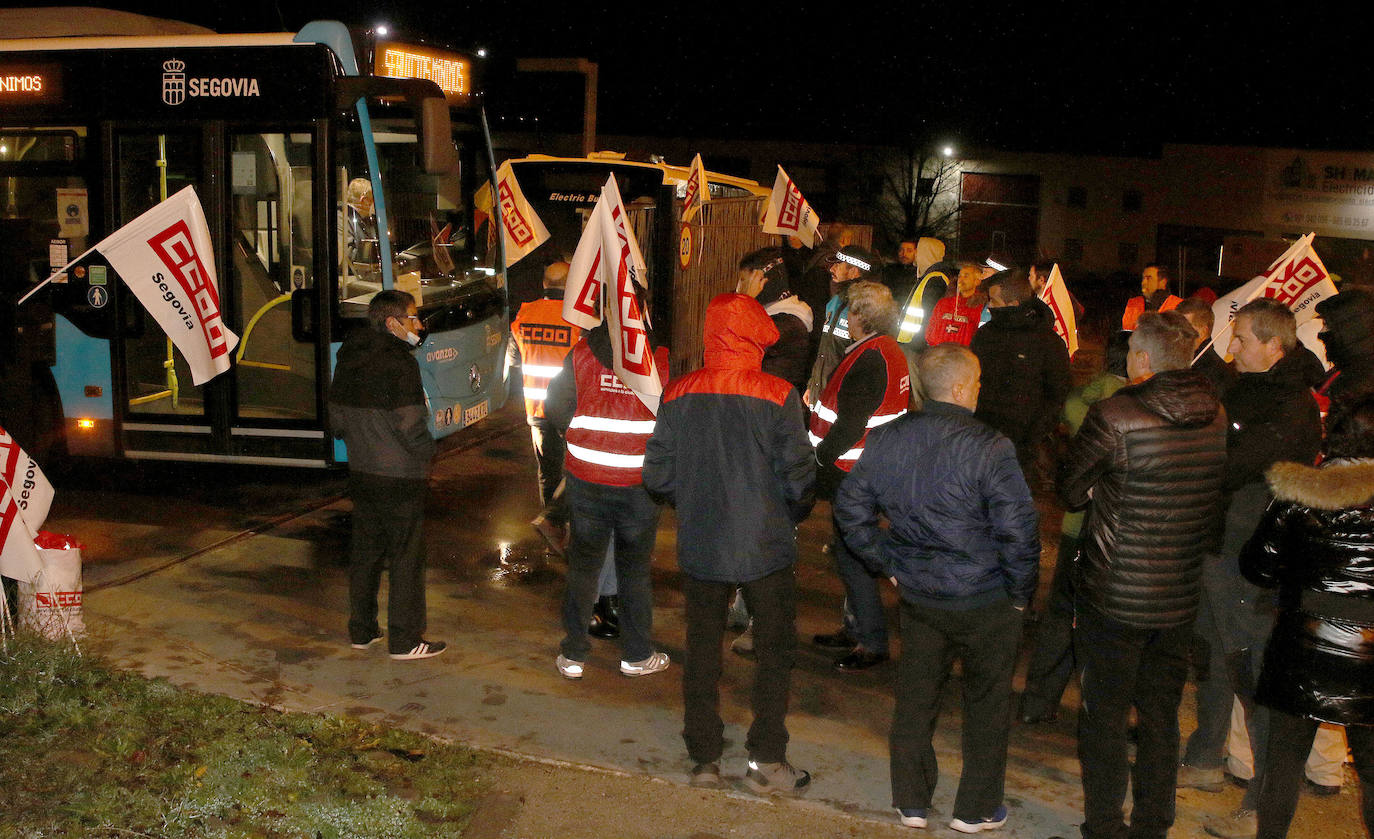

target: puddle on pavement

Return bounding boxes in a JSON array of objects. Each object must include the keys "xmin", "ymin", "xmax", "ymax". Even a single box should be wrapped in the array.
[{"xmin": 485, "ymin": 541, "xmax": 558, "ymax": 586}]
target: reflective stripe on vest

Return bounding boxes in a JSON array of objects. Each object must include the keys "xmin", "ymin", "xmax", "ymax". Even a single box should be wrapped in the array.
[
  {"xmin": 512, "ymin": 298, "xmax": 580, "ymax": 419},
  {"xmin": 808, "ymin": 335, "xmax": 910, "ymax": 471},
  {"xmin": 563, "ymin": 342, "xmax": 660, "ymax": 486}
]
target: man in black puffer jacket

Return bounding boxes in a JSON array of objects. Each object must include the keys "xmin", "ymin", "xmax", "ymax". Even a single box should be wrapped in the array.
[
  {"xmin": 1059, "ymin": 311, "xmax": 1228, "ymax": 839},
  {"xmin": 835, "ymin": 343, "xmax": 1038, "ymax": 832},
  {"xmin": 329, "ymin": 290, "xmax": 443, "ymax": 661}
]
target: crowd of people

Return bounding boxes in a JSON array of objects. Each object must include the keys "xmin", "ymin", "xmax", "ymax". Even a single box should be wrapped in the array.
[{"xmin": 330, "ymin": 236, "xmax": 1374, "ymax": 837}]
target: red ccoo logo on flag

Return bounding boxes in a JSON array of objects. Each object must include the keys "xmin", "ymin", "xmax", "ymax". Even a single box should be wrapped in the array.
[
  {"xmin": 498, "ymin": 179, "xmax": 536, "ymax": 247},
  {"xmin": 147, "ymin": 220, "xmax": 230, "ymax": 359}
]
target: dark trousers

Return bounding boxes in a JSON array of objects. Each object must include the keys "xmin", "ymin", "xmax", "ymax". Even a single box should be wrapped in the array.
[
  {"xmin": 529, "ymin": 419, "xmax": 565, "ymax": 511},
  {"xmin": 682, "ymin": 567, "xmax": 798, "ymax": 765},
  {"xmin": 347, "ymin": 474, "xmax": 428, "ymax": 654},
  {"xmin": 891, "ymin": 598, "xmax": 1023, "ymax": 821},
  {"xmin": 833, "ymin": 515, "xmax": 888, "ymax": 655},
  {"xmin": 1184, "ymin": 592, "xmax": 1232, "ymax": 770},
  {"xmin": 559, "ymin": 475, "xmax": 660, "ymax": 663},
  {"xmin": 1074, "ymin": 603, "xmax": 1192, "ymax": 839},
  {"xmin": 1258, "ymin": 713, "xmax": 1373, "ymax": 839},
  {"xmin": 1187, "ymin": 554, "xmax": 1273, "ymax": 809},
  {"xmin": 1021, "ymin": 534, "xmax": 1079, "ymax": 719}
]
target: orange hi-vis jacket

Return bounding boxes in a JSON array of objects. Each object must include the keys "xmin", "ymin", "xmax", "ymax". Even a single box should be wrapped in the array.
[
  {"xmin": 564, "ymin": 343, "xmax": 670, "ymax": 486},
  {"xmin": 808, "ymin": 335, "xmax": 910, "ymax": 472},
  {"xmin": 1121, "ymin": 294, "xmax": 1182, "ymax": 331},
  {"xmin": 511, "ymin": 297, "xmax": 580, "ymax": 419}
]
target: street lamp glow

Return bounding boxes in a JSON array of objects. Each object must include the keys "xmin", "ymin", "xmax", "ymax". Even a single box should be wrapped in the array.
[
  {"xmin": 477, "ymin": 48, "xmax": 487, "ymax": 58},
  {"xmin": 942, "ymin": 146, "xmax": 955, "ymax": 157},
  {"xmin": 374, "ymin": 24, "xmax": 389, "ymax": 36}
]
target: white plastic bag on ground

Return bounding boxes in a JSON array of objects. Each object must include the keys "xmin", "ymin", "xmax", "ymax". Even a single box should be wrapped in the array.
[{"xmin": 18, "ymin": 531, "xmax": 84, "ymax": 639}]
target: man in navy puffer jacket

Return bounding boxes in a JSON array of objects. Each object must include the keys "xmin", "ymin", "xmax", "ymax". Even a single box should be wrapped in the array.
[{"xmin": 835, "ymin": 342, "xmax": 1038, "ymax": 832}]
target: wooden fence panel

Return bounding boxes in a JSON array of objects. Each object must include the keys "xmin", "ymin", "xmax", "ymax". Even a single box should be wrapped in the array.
[{"xmin": 666, "ymin": 196, "xmax": 772, "ymax": 377}]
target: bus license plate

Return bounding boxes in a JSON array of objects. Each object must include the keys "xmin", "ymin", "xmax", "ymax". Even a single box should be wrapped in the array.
[{"xmin": 462, "ymin": 400, "xmax": 489, "ymax": 426}]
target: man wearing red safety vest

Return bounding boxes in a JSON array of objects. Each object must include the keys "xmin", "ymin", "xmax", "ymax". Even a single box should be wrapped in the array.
[
  {"xmin": 926, "ymin": 263, "xmax": 987, "ymax": 348},
  {"xmin": 1121, "ymin": 263, "xmax": 1182, "ymax": 331},
  {"xmin": 545, "ymin": 321, "xmax": 672, "ymax": 680},
  {"xmin": 508, "ymin": 262, "xmax": 581, "ymax": 549},
  {"xmin": 808, "ymin": 281, "xmax": 911, "ymax": 672}
]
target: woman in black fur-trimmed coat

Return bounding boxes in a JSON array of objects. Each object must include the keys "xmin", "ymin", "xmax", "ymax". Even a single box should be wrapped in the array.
[{"xmin": 1241, "ymin": 396, "xmax": 1374, "ymax": 839}]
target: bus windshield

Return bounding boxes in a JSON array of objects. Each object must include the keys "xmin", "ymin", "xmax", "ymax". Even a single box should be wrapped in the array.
[{"xmin": 339, "ymin": 104, "xmax": 495, "ymax": 313}]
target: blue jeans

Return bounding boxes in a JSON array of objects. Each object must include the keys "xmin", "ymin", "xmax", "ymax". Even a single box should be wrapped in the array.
[
  {"xmin": 560, "ymin": 475, "xmax": 660, "ymax": 663},
  {"xmin": 833, "ymin": 514, "xmax": 888, "ymax": 656}
]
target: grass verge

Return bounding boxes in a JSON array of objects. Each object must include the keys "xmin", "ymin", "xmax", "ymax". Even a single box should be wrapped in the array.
[{"xmin": 0, "ymin": 632, "xmax": 489, "ymax": 838}]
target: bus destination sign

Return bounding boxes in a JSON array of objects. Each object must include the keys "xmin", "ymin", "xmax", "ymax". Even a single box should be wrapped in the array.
[
  {"xmin": 0, "ymin": 63, "xmax": 61, "ymax": 105},
  {"xmin": 374, "ymin": 41, "xmax": 472, "ymax": 105}
]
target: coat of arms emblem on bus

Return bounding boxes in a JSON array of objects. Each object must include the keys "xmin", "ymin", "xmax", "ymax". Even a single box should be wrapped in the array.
[{"xmin": 162, "ymin": 59, "xmax": 186, "ymax": 106}]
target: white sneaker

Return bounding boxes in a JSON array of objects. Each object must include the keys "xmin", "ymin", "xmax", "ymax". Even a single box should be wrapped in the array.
[
  {"xmin": 389, "ymin": 640, "xmax": 446, "ymax": 661},
  {"xmin": 620, "ymin": 651, "xmax": 670, "ymax": 676},
  {"xmin": 556, "ymin": 654, "xmax": 584, "ymax": 680}
]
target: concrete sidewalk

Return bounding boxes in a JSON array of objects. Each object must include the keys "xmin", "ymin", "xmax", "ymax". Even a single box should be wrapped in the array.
[{"xmin": 66, "ymin": 414, "xmax": 1357, "ymax": 837}]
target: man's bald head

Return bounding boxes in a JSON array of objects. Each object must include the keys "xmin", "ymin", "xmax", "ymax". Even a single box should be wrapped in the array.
[{"xmin": 543, "ymin": 261, "xmax": 570, "ymax": 290}]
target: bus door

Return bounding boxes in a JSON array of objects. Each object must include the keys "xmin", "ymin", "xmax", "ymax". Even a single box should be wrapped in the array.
[{"xmin": 110, "ymin": 123, "xmax": 329, "ymax": 466}]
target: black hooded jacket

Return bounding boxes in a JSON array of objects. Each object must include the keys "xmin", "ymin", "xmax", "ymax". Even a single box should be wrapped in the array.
[
  {"xmin": 970, "ymin": 298, "xmax": 1071, "ymax": 444},
  {"xmin": 1060, "ymin": 369, "xmax": 1228, "ymax": 628},
  {"xmin": 329, "ymin": 325, "xmax": 435, "ymax": 479}
]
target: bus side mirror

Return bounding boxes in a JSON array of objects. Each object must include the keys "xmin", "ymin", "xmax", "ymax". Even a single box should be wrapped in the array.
[{"xmin": 420, "ymin": 96, "xmax": 457, "ymax": 175}]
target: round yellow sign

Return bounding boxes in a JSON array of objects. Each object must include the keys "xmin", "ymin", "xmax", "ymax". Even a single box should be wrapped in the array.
[{"xmin": 678, "ymin": 223, "xmax": 694, "ymax": 269}]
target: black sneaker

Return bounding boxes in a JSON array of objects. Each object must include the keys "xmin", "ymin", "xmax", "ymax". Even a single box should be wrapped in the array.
[
  {"xmin": 812, "ymin": 630, "xmax": 854, "ymax": 649},
  {"xmin": 350, "ymin": 633, "xmax": 383, "ymax": 650},
  {"xmin": 390, "ymin": 640, "xmax": 447, "ymax": 661},
  {"xmin": 690, "ymin": 762, "xmax": 722, "ymax": 789}
]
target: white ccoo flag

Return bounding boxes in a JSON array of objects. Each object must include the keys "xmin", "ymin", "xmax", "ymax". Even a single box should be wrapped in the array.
[
  {"xmin": 22, "ymin": 187, "xmax": 240, "ymax": 385},
  {"xmin": 0, "ymin": 426, "xmax": 53, "ymax": 533},
  {"xmin": 0, "ymin": 479, "xmax": 42, "ymax": 583},
  {"xmin": 493, "ymin": 161, "xmax": 551, "ymax": 266},
  {"xmin": 681, "ymin": 153, "xmax": 710, "ymax": 223},
  {"xmin": 1038, "ymin": 263, "xmax": 1079, "ymax": 357},
  {"xmin": 761, "ymin": 166, "xmax": 821, "ymax": 247},
  {"xmin": 563, "ymin": 175, "xmax": 664, "ymax": 413},
  {"xmin": 1207, "ymin": 233, "xmax": 1338, "ymax": 361}
]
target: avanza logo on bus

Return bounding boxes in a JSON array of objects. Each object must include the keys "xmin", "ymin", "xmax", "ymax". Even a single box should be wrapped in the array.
[{"xmin": 161, "ymin": 59, "xmax": 261, "ymax": 107}]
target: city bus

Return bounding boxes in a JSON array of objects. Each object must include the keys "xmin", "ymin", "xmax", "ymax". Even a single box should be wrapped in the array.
[{"xmin": 0, "ymin": 12, "xmax": 509, "ymax": 467}]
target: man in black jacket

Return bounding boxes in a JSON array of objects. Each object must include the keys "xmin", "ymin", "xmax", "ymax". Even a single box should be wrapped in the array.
[
  {"xmin": 835, "ymin": 343, "xmax": 1038, "ymax": 833},
  {"xmin": 329, "ymin": 290, "xmax": 444, "ymax": 661},
  {"xmin": 737, "ymin": 247, "xmax": 814, "ymax": 395},
  {"xmin": 1188, "ymin": 300, "xmax": 1322, "ymax": 839},
  {"xmin": 970, "ymin": 269, "xmax": 1071, "ymax": 486},
  {"xmin": 643, "ymin": 293, "xmax": 816, "ymax": 797},
  {"xmin": 1060, "ymin": 311, "xmax": 1228, "ymax": 839}
]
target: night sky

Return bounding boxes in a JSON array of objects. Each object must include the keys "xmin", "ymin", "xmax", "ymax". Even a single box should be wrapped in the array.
[{"xmin": 14, "ymin": 2, "xmax": 1370, "ymax": 155}]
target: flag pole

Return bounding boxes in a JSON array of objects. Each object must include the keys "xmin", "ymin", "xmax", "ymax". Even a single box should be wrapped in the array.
[{"xmin": 16, "ymin": 244, "xmax": 101, "ymax": 306}]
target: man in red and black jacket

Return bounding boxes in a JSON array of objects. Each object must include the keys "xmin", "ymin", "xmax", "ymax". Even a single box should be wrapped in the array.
[
  {"xmin": 644, "ymin": 293, "xmax": 816, "ymax": 795},
  {"xmin": 808, "ymin": 281, "xmax": 911, "ymax": 671},
  {"xmin": 545, "ymin": 322, "xmax": 671, "ymax": 680}
]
